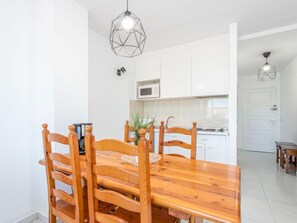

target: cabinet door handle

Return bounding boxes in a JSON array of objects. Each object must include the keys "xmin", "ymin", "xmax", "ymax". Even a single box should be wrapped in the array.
[
  {"xmin": 201, "ymin": 139, "xmax": 208, "ymax": 142},
  {"xmin": 207, "ymin": 146, "xmax": 215, "ymax": 149}
]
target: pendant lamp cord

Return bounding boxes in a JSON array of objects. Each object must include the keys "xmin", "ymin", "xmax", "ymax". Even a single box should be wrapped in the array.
[{"xmin": 126, "ymin": 0, "xmax": 129, "ymax": 11}]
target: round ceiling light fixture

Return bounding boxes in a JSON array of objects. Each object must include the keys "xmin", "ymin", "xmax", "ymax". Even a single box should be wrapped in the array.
[
  {"xmin": 258, "ymin": 52, "xmax": 276, "ymax": 81},
  {"xmin": 109, "ymin": 0, "xmax": 146, "ymax": 58}
]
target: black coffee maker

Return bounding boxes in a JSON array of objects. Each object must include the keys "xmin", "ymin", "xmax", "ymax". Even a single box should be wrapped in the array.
[{"xmin": 73, "ymin": 123, "xmax": 92, "ymax": 155}]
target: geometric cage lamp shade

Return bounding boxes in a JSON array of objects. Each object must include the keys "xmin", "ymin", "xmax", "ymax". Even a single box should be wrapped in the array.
[
  {"xmin": 109, "ymin": 0, "xmax": 146, "ymax": 58},
  {"xmin": 258, "ymin": 52, "xmax": 276, "ymax": 81}
]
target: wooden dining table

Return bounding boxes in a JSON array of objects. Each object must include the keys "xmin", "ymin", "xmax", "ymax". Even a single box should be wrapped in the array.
[{"xmin": 39, "ymin": 152, "xmax": 241, "ymax": 223}]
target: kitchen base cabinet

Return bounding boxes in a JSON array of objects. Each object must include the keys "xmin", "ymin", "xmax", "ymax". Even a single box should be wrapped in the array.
[
  {"xmin": 196, "ymin": 144, "xmax": 205, "ymax": 160},
  {"xmin": 197, "ymin": 134, "xmax": 228, "ymax": 164},
  {"xmin": 205, "ymin": 144, "xmax": 226, "ymax": 163}
]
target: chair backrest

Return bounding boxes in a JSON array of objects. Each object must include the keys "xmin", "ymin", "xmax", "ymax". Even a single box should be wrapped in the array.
[
  {"xmin": 85, "ymin": 126, "xmax": 152, "ymax": 223},
  {"xmin": 158, "ymin": 121, "xmax": 197, "ymax": 159},
  {"xmin": 124, "ymin": 120, "xmax": 154, "ymax": 152},
  {"xmin": 42, "ymin": 124, "xmax": 84, "ymax": 223}
]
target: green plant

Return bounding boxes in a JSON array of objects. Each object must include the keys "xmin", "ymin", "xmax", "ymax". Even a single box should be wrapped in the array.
[{"xmin": 130, "ymin": 113, "xmax": 154, "ymax": 145}]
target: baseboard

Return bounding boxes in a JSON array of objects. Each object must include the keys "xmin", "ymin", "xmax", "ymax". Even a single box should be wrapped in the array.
[
  {"xmin": 16, "ymin": 212, "xmax": 47, "ymax": 223},
  {"xmin": 37, "ymin": 212, "xmax": 47, "ymax": 222},
  {"xmin": 16, "ymin": 213, "xmax": 38, "ymax": 223}
]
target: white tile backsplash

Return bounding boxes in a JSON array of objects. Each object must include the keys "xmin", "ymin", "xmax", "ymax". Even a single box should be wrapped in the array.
[{"xmin": 130, "ymin": 97, "xmax": 228, "ymax": 128}]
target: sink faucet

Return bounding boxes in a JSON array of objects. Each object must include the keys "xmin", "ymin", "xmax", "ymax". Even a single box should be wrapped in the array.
[{"xmin": 165, "ymin": 116, "xmax": 174, "ymax": 128}]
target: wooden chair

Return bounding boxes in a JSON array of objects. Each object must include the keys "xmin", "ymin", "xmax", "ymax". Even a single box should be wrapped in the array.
[
  {"xmin": 42, "ymin": 124, "xmax": 87, "ymax": 223},
  {"xmin": 124, "ymin": 120, "xmax": 155, "ymax": 152},
  {"xmin": 158, "ymin": 121, "xmax": 197, "ymax": 159},
  {"xmin": 158, "ymin": 121, "xmax": 199, "ymax": 223},
  {"xmin": 85, "ymin": 126, "xmax": 177, "ymax": 223}
]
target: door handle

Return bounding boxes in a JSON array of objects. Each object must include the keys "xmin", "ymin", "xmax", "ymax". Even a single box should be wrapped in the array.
[
  {"xmin": 270, "ymin": 119, "xmax": 276, "ymax": 126},
  {"xmin": 270, "ymin": 105, "xmax": 277, "ymax": 111}
]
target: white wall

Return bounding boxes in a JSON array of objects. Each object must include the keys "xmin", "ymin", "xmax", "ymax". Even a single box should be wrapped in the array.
[
  {"xmin": 88, "ymin": 29, "xmax": 135, "ymax": 140},
  {"xmin": 0, "ymin": 0, "xmax": 88, "ymax": 221},
  {"xmin": 280, "ymin": 56, "xmax": 297, "ymax": 143},
  {"xmin": 238, "ymin": 74, "xmax": 281, "ymax": 149},
  {"xmin": 0, "ymin": 1, "xmax": 37, "ymax": 222},
  {"xmin": 53, "ymin": 0, "xmax": 89, "ymax": 134}
]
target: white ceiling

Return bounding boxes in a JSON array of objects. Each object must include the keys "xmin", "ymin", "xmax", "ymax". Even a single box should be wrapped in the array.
[
  {"xmin": 74, "ymin": 0, "xmax": 297, "ymax": 51},
  {"xmin": 238, "ymin": 29, "xmax": 297, "ymax": 76}
]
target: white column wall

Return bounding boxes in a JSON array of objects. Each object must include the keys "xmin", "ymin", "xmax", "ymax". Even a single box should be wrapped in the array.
[
  {"xmin": 229, "ymin": 23, "xmax": 238, "ymax": 165},
  {"xmin": 280, "ymin": 56, "xmax": 297, "ymax": 143},
  {"xmin": 53, "ymin": 0, "xmax": 89, "ymax": 135},
  {"xmin": 88, "ymin": 29, "xmax": 135, "ymax": 140}
]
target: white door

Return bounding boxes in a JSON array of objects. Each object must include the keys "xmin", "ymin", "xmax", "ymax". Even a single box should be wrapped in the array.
[{"xmin": 244, "ymin": 88, "xmax": 278, "ymax": 152}]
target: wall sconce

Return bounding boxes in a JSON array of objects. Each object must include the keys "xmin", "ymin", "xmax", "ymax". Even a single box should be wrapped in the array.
[{"xmin": 117, "ymin": 67, "xmax": 126, "ymax": 76}]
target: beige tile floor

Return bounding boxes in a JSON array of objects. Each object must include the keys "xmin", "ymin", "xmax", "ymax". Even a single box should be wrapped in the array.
[
  {"xmin": 239, "ymin": 150, "xmax": 297, "ymax": 223},
  {"xmin": 31, "ymin": 150, "xmax": 297, "ymax": 223}
]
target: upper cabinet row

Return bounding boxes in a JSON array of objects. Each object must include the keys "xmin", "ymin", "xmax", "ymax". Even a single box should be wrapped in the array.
[{"xmin": 134, "ymin": 34, "xmax": 230, "ymax": 98}]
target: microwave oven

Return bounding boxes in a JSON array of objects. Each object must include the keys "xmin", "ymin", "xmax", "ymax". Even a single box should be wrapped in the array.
[{"xmin": 137, "ymin": 84, "xmax": 160, "ymax": 99}]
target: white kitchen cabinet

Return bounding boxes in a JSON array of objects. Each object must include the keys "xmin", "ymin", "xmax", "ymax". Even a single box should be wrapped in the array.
[
  {"xmin": 191, "ymin": 34, "xmax": 230, "ymax": 96},
  {"xmin": 205, "ymin": 144, "xmax": 226, "ymax": 163},
  {"xmin": 154, "ymin": 131, "xmax": 159, "ymax": 154},
  {"xmin": 196, "ymin": 144, "xmax": 205, "ymax": 160},
  {"xmin": 161, "ymin": 46, "xmax": 191, "ymax": 98},
  {"xmin": 135, "ymin": 51, "xmax": 161, "ymax": 82},
  {"xmin": 197, "ymin": 134, "xmax": 228, "ymax": 164}
]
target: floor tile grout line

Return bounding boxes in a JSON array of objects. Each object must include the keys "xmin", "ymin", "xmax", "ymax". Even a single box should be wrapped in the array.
[{"xmin": 246, "ymin": 151, "xmax": 277, "ymax": 223}]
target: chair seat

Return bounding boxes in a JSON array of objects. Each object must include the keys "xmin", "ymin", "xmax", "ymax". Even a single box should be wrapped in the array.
[{"xmin": 112, "ymin": 205, "xmax": 178, "ymax": 223}]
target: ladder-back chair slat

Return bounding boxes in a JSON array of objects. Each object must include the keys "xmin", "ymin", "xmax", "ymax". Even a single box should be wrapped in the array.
[
  {"xmin": 92, "ymin": 165, "xmax": 139, "ymax": 185},
  {"xmin": 49, "ymin": 153, "xmax": 71, "ymax": 165},
  {"xmin": 51, "ymin": 171, "xmax": 73, "ymax": 185},
  {"xmin": 95, "ymin": 212, "xmax": 128, "ymax": 223},
  {"xmin": 53, "ymin": 189, "xmax": 76, "ymax": 206},
  {"xmin": 164, "ymin": 127, "xmax": 192, "ymax": 135},
  {"xmin": 93, "ymin": 139, "xmax": 138, "ymax": 156},
  {"xmin": 48, "ymin": 133, "xmax": 69, "ymax": 145},
  {"xmin": 163, "ymin": 140, "xmax": 192, "ymax": 149},
  {"xmin": 94, "ymin": 189, "xmax": 141, "ymax": 213}
]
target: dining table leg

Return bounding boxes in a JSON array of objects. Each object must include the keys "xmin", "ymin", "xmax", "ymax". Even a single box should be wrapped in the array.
[
  {"xmin": 276, "ymin": 146, "xmax": 280, "ymax": 163},
  {"xmin": 286, "ymin": 150, "xmax": 290, "ymax": 174},
  {"xmin": 190, "ymin": 216, "xmax": 203, "ymax": 223},
  {"xmin": 280, "ymin": 149, "xmax": 285, "ymax": 169}
]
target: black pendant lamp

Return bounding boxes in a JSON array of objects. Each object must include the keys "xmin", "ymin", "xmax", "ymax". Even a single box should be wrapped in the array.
[
  {"xmin": 109, "ymin": 0, "xmax": 146, "ymax": 58},
  {"xmin": 258, "ymin": 52, "xmax": 276, "ymax": 81}
]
